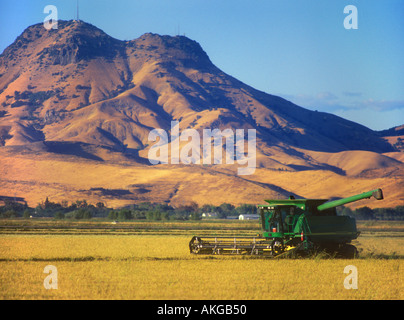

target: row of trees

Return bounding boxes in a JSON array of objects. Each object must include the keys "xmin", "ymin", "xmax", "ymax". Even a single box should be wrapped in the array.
[
  {"xmin": 0, "ymin": 200, "xmax": 30, "ymax": 218},
  {"xmin": 337, "ymin": 205, "xmax": 404, "ymax": 220},
  {"xmin": 106, "ymin": 202, "xmax": 258, "ymax": 221},
  {"xmin": 1, "ymin": 198, "xmax": 403, "ymax": 221},
  {"xmin": 0, "ymin": 198, "xmax": 257, "ymax": 221}
]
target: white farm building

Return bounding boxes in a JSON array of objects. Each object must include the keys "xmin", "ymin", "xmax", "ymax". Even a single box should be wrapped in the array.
[{"xmin": 238, "ymin": 214, "xmax": 259, "ymax": 220}]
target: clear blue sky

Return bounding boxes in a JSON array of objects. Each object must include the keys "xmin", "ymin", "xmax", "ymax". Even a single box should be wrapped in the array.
[{"xmin": 1, "ymin": 0, "xmax": 403, "ymax": 130}]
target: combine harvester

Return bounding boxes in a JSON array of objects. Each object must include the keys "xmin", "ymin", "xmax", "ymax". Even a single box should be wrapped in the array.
[{"xmin": 189, "ymin": 189, "xmax": 383, "ymax": 258}]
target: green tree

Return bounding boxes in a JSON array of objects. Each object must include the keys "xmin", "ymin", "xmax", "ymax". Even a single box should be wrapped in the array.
[
  {"xmin": 146, "ymin": 210, "xmax": 162, "ymax": 221},
  {"xmin": 354, "ymin": 206, "xmax": 374, "ymax": 220},
  {"xmin": 236, "ymin": 204, "xmax": 257, "ymax": 215},
  {"xmin": 189, "ymin": 211, "xmax": 201, "ymax": 220},
  {"xmin": 23, "ymin": 209, "xmax": 31, "ymax": 219},
  {"xmin": 118, "ymin": 209, "xmax": 132, "ymax": 221},
  {"xmin": 75, "ymin": 200, "xmax": 88, "ymax": 208},
  {"xmin": 340, "ymin": 206, "xmax": 353, "ymax": 217},
  {"xmin": 96, "ymin": 202, "xmax": 105, "ymax": 209},
  {"xmin": 108, "ymin": 210, "xmax": 118, "ymax": 220},
  {"xmin": 1, "ymin": 210, "xmax": 18, "ymax": 218},
  {"xmin": 82, "ymin": 209, "xmax": 92, "ymax": 219},
  {"xmin": 132, "ymin": 210, "xmax": 146, "ymax": 219},
  {"xmin": 54, "ymin": 211, "xmax": 65, "ymax": 220}
]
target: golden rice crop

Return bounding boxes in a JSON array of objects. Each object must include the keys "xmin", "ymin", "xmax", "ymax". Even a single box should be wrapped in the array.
[{"xmin": 0, "ymin": 234, "xmax": 402, "ymax": 300}]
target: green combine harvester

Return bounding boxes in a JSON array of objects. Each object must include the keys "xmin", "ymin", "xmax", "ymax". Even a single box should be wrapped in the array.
[{"xmin": 189, "ymin": 189, "xmax": 383, "ymax": 258}]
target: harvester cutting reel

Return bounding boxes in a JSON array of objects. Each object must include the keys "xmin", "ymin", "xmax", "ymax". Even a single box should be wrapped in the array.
[{"xmin": 189, "ymin": 236, "xmax": 300, "ymax": 257}]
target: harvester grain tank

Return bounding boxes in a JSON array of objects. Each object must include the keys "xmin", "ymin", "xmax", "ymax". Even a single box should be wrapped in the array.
[{"xmin": 189, "ymin": 189, "xmax": 383, "ymax": 258}]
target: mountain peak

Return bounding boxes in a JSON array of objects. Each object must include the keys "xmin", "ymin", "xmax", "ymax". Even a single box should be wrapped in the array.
[
  {"xmin": 24, "ymin": 19, "xmax": 111, "ymax": 38},
  {"xmin": 1, "ymin": 20, "xmax": 213, "ymax": 70},
  {"xmin": 129, "ymin": 32, "xmax": 213, "ymax": 69},
  {"xmin": 1, "ymin": 20, "xmax": 123, "ymax": 66}
]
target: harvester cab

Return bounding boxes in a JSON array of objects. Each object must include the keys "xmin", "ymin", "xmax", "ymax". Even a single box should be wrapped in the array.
[
  {"xmin": 189, "ymin": 189, "xmax": 383, "ymax": 258},
  {"xmin": 258, "ymin": 198, "xmax": 332, "ymax": 255}
]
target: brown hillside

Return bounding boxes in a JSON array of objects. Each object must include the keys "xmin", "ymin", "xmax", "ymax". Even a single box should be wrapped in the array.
[{"xmin": 0, "ymin": 20, "xmax": 403, "ymax": 209}]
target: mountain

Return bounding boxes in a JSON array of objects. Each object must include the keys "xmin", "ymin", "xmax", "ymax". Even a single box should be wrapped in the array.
[
  {"xmin": 0, "ymin": 20, "xmax": 403, "ymax": 208},
  {"xmin": 378, "ymin": 125, "xmax": 404, "ymax": 152}
]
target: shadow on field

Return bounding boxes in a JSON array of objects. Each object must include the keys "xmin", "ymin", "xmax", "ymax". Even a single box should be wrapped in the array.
[{"xmin": 1, "ymin": 252, "xmax": 402, "ymax": 263}]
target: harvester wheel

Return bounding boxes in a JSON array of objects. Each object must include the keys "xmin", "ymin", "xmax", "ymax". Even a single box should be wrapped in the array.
[
  {"xmin": 338, "ymin": 244, "xmax": 359, "ymax": 259},
  {"xmin": 271, "ymin": 239, "xmax": 284, "ymax": 256},
  {"xmin": 189, "ymin": 236, "xmax": 201, "ymax": 254}
]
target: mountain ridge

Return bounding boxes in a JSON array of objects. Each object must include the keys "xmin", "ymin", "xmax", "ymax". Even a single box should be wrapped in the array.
[
  {"xmin": 0, "ymin": 20, "xmax": 403, "ymax": 208},
  {"xmin": 0, "ymin": 20, "xmax": 395, "ymax": 152}
]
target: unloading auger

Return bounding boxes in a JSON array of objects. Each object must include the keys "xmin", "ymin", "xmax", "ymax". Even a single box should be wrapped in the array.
[{"xmin": 189, "ymin": 189, "xmax": 383, "ymax": 258}]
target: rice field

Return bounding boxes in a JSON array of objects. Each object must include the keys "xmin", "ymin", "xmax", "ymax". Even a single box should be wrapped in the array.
[{"xmin": 0, "ymin": 219, "xmax": 403, "ymax": 300}]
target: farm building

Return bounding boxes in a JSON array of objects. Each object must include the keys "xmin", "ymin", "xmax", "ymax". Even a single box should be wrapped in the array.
[
  {"xmin": 238, "ymin": 214, "xmax": 259, "ymax": 220},
  {"xmin": 201, "ymin": 212, "xmax": 218, "ymax": 219}
]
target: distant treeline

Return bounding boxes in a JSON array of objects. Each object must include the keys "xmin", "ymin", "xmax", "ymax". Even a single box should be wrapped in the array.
[
  {"xmin": 0, "ymin": 198, "xmax": 403, "ymax": 221},
  {"xmin": 0, "ymin": 198, "xmax": 257, "ymax": 221},
  {"xmin": 337, "ymin": 205, "xmax": 404, "ymax": 221}
]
